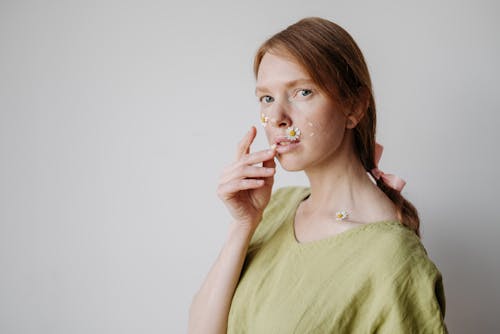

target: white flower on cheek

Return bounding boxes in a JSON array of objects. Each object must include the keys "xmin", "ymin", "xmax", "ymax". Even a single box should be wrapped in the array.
[
  {"xmin": 286, "ymin": 126, "xmax": 301, "ymax": 141},
  {"xmin": 260, "ymin": 112, "xmax": 269, "ymax": 127}
]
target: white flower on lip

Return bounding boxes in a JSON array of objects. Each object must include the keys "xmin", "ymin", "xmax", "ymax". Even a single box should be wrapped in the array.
[{"xmin": 285, "ymin": 126, "xmax": 301, "ymax": 141}]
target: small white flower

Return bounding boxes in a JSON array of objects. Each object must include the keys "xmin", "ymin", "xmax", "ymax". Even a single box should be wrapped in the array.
[
  {"xmin": 286, "ymin": 126, "xmax": 301, "ymax": 141},
  {"xmin": 260, "ymin": 113, "xmax": 269, "ymax": 127},
  {"xmin": 335, "ymin": 210, "xmax": 348, "ymax": 221}
]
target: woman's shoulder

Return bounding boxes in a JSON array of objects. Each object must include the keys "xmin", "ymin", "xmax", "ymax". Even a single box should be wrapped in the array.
[
  {"xmin": 270, "ymin": 185, "xmax": 310, "ymax": 201},
  {"xmin": 366, "ymin": 221, "xmax": 424, "ymax": 252},
  {"xmin": 265, "ymin": 186, "xmax": 310, "ymax": 211},
  {"xmin": 364, "ymin": 222, "xmax": 447, "ymax": 330},
  {"xmin": 248, "ymin": 186, "xmax": 309, "ymax": 251},
  {"xmin": 260, "ymin": 186, "xmax": 310, "ymax": 223},
  {"xmin": 362, "ymin": 221, "xmax": 442, "ymax": 281}
]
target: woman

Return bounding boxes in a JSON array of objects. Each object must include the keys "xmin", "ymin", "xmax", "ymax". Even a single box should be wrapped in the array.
[{"xmin": 189, "ymin": 17, "xmax": 448, "ymax": 333}]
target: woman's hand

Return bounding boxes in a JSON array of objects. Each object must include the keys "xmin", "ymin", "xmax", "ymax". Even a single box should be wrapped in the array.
[{"xmin": 217, "ymin": 126, "xmax": 276, "ymax": 232}]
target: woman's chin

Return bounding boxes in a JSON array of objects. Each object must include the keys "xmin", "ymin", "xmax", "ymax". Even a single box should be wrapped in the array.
[{"xmin": 277, "ymin": 157, "xmax": 306, "ymax": 172}]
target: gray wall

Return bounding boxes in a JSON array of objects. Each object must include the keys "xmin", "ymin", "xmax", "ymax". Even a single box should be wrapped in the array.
[{"xmin": 1, "ymin": 0, "xmax": 499, "ymax": 333}]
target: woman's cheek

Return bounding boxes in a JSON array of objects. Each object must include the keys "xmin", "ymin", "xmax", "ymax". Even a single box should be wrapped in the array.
[
  {"xmin": 264, "ymin": 127, "xmax": 274, "ymax": 146},
  {"xmin": 301, "ymin": 116, "xmax": 326, "ymax": 139}
]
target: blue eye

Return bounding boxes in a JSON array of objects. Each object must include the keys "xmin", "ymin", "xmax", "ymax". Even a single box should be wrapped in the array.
[
  {"xmin": 260, "ymin": 96, "xmax": 274, "ymax": 103},
  {"xmin": 299, "ymin": 89, "xmax": 312, "ymax": 97}
]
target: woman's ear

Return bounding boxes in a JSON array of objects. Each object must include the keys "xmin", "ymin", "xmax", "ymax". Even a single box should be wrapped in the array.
[{"xmin": 346, "ymin": 87, "xmax": 370, "ymax": 129}]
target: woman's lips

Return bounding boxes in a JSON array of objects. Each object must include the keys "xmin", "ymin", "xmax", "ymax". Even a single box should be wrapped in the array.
[{"xmin": 274, "ymin": 137, "xmax": 301, "ymax": 154}]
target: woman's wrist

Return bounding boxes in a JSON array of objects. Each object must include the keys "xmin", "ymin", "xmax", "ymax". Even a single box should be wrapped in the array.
[{"xmin": 227, "ymin": 220, "xmax": 259, "ymax": 243}]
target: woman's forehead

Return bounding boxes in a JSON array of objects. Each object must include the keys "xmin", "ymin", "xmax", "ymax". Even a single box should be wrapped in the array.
[{"xmin": 256, "ymin": 53, "xmax": 313, "ymax": 91}]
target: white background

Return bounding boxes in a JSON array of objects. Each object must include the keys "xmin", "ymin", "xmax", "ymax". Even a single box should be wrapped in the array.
[{"xmin": 1, "ymin": 0, "xmax": 499, "ymax": 333}]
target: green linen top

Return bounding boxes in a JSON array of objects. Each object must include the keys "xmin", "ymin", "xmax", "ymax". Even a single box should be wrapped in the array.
[{"xmin": 227, "ymin": 186, "xmax": 448, "ymax": 333}]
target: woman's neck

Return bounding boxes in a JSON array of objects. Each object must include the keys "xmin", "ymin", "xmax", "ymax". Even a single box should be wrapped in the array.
[
  {"xmin": 300, "ymin": 135, "xmax": 392, "ymax": 222},
  {"xmin": 304, "ymin": 152, "xmax": 370, "ymax": 212}
]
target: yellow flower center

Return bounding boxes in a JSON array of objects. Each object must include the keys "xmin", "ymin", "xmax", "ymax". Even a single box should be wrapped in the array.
[
  {"xmin": 260, "ymin": 113, "xmax": 267, "ymax": 123},
  {"xmin": 289, "ymin": 129, "xmax": 296, "ymax": 137}
]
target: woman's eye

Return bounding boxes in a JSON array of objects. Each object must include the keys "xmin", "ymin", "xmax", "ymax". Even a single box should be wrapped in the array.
[
  {"xmin": 260, "ymin": 96, "xmax": 274, "ymax": 103},
  {"xmin": 299, "ymin": 89, "xmax": 312, "ymax": 97}
]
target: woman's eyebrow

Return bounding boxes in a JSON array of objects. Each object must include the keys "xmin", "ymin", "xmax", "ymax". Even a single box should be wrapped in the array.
[{"xmin": 255, "ymin": 78, "xmax": 314, "ymax": 95}]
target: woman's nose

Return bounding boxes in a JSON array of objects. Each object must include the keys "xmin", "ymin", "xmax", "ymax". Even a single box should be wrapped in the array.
[{"xmin": 267, "ymin": 103, "xmax": 292, "ymax": 128}]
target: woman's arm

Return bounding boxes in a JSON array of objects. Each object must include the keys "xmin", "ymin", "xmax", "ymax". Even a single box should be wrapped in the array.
[
  {"xmin": 188, "ymin": 223, "xmax": 254, "ymax": 334},
  {"xmin": 188, "ymin": 127, "xmax": 276, "ymax": 333}
]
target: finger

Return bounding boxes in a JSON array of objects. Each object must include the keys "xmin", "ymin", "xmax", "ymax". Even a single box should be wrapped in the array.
[
  {"xmin": 240, "ymin": 147, "xmax": 276, "ymax": 166},
  {"xmin": 220, "ymin": 159, "xmax": 270, "ymax": 184},
  {"xmin": 262, "ymin": 155, "xmax": 276, "ymax": 169},
  {"xmin": 262, "ymin": 145, "xmax": 276, "ymax": 168},
  {"xmin": 220, "ymin": 165, "xmax": 275, "ymax": 184},
  {"xmin": 217, "ymin": 179, "xmax": 265, "ymax": 199},
  {"xmin": 235, "ymin": 126, "xmax": 256, "ymax": 161},
  {"xmin": 222, "ymin": 148, "xmax": 275, "ymax": 180},
  {"xmin": 262, "ymin": 152, "xmax": 276, "ymax": 186}
]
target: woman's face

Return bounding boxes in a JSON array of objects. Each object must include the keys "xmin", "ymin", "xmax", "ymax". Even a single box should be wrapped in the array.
[{"xmin": 256, "ymin": 52, "xmax": 351, "ymax": 171}]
